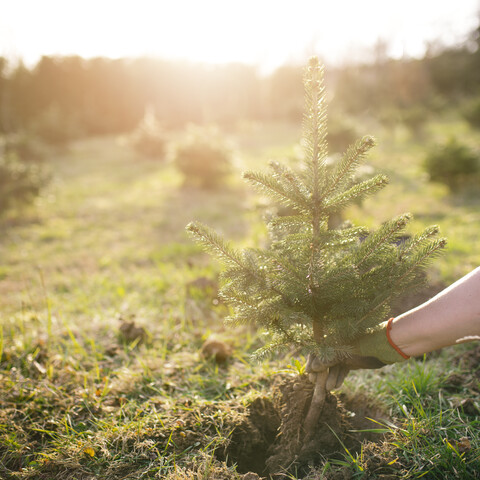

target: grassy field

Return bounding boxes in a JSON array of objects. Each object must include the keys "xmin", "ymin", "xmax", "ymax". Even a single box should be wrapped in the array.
[{"xmin": 1, "ymin": 117, "xmax": 479, "ymax": 479}]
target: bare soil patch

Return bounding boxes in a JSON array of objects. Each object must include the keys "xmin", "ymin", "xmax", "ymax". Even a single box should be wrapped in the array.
[{"xmin": 223, "ymin": 374, "xmax": 388, "ymax": 478}]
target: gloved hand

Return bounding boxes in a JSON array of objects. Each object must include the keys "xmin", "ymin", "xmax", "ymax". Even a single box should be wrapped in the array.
[{"xmin": 306, "ymin": 318, "xmax": 410, "ymax": 390}]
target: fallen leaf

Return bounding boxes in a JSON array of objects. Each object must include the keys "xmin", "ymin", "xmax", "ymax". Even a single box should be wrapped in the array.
[
  {"xmin": 83, "ymin": 447, "xmax": 95, "ymax": 457},
  {"xmin": 456, "ymin": 437, "xmax": 471, "ymax": 454},
  {"xmin": 33, "ymin": 361, "xmax": 46, "ymax": 375}
]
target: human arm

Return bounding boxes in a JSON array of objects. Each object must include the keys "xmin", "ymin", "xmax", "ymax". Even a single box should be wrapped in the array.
[
  {"xmin": 307, "ymin": 266, "xmax": 480, "ymax": 389},
  {"xmin": 390, "ymin": 266, "xmax": 480, "ymax": 356}
]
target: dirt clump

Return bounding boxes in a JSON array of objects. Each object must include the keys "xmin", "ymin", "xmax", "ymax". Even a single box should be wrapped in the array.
[
  {"xmin": 201, "ymin": 337, "xmax": 233, "ymax": 363},
  {"xmin": 265, "ymin": 376, "xmax": 346, "ymax": 474},
  {"xmin": 118, "ymin": 318, "xmax": 148, "ymax": 344},
  {"xmin": 225, "ymin": 374, "xmax": 388, "ymax": 478}
]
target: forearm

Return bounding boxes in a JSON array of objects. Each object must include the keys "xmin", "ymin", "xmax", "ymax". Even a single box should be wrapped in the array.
[{"xmin": 390, "ymin": 267, "xmax": 480, "ymax": 357}]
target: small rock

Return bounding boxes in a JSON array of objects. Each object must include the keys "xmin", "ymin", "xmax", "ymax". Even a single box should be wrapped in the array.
[
  {"xmin": 242, "ymin": 473, "xmax": 261, "ymax": 480},
  {"xmin": 201, "ymin": 337, "xmax": 232, "ymax": 363},
  {"xmin": 119, "ymin": 320, "xmax": 148, "ymax": 344}
]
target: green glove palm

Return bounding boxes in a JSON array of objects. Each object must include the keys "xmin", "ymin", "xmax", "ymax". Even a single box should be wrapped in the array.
[
  {"xmin": 352, "ymin": 318, "xmax": 410, "ymax": 365},
  {"xmin": 306, "ymin": 318, "xmax": 410, "ymax": 390}
]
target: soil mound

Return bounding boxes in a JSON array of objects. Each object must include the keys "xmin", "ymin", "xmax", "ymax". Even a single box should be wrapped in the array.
[{"xmin": 224, "ymin": 374, "xmax": 388, "ymax": 478}]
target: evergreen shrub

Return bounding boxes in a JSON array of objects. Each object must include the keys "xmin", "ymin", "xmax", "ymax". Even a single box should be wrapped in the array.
[
  {"xmin": 130, "ymin": 108, "xmax": 167, "ymax": 160},
  {"xmin": 424, "ymin": 137, "xmax": 480, "ymax": 191},
  {"xmin": 463, "ymin": 96, "xmax": 480, "ymax": 129},
  {"xmin": 174, "ymin": 124, "xmax": 233, "ymax": 189},
  {"xmin": 0, "ymin": 151, "xmax": 45, "ymax": 213},
  {"xmin": 1, "ymin": 132, "xmax": 46, "ymax": 163},
  {"xmin": 187, "ymin": 57, "xmax": 445, "ymax": 365}
]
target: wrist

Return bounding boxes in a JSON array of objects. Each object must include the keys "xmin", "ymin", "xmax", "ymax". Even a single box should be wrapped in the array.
[
  {"xmin": 386, "ymin": 318, "xmax": 410, "ymax": 360},
  {"xmin": 388, "ymin": 313, "xmax": 426, "ymax": 357}
]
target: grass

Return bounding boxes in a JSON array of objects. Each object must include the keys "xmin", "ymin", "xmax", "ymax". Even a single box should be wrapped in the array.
[
  {"xmin": 343, "ymin": 352, "xmax": 480, "ymax": 478},
  {"xmin": 1, "ymin": 115, "xmax": 480, "ymax": 479}
]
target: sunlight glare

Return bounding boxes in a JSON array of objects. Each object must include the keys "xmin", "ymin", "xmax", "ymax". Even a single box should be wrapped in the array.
[{"xmin": 0, "ymin": 0, "xmax": 478, "ymax": 69}]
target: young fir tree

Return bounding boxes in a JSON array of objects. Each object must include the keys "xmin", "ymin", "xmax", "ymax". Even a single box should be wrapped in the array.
[{"xmin": 187, "ymin": 57, "xmax": 445, "ymax": 436}]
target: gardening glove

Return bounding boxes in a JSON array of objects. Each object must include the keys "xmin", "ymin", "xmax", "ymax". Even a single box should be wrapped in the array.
[{"xmin": 306, "ymin": 318, "xmax": 410, "ymax": 390}]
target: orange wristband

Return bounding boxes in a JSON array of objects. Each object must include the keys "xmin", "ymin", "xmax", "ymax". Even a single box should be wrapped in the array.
[{"xmin": 386, "ymin": 318, "xmax": 410, "ymax": 359}]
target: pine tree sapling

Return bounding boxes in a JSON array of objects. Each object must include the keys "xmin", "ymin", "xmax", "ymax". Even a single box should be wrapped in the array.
[
  {"xmin": 130, "ymin": 106, "xmax": 167, "ymax": 160},
  {"xmin": 174, "ymin": 124, "xmax": 233, "ymax": 189},
  {"xmin": 424, "ymin": 136, "xmax": 480, "ymax": 191},
  {"xmin": 187, "ymin": 57, "xmax": 445, "ymax": 442},
  {"xmin": 0, "ymin": 151, "xmax": 45, "ymax": 214}
]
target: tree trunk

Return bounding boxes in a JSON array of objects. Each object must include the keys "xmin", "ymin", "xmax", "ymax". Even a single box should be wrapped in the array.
[
  {"xmin": 302, "ymin": 369, "xmax": 328, "ymax": 445},
  {"xmin": 302, "ymin": 319, "xmax": 329, "ymax": 445}
]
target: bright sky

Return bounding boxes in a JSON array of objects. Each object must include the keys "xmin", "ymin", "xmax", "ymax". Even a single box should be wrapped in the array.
[{"xmin": 0, "ymin": 0, "xmax": 478, "ymax": 70}]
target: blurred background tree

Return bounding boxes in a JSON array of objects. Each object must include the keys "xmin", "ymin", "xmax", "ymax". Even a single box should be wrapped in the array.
[
  {"xmin": 129, "ymin": 106, "xmax": 168, "ymax": 161},
  {"xmin": 424, "ymin": 137, "xmax": 480, "ymax": 191},
  {"xmin": 0, "ymin": 150, "xmax": 46, "ymax": 214},
  {"xmin": 0, "ymin": 18, "xmax": 479, "ymax": 140},
  {"xmin": 173, "ymin": 124, "xmax": 234, "ymax": 189}
]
